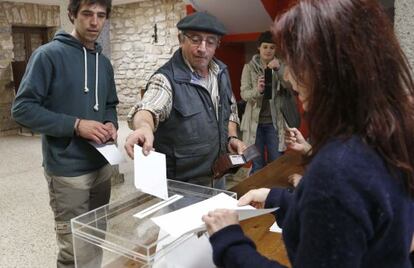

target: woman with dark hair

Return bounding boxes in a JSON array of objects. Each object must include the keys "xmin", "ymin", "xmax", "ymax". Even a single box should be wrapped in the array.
[{"xmin": 202, "ymin": 0, "xmax": 414, "ymax": 267}]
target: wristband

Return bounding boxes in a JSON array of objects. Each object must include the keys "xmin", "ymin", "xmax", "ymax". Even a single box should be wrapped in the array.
[
  {"xmin": 74, "ymin": 119, "xmax": 81, "ymax": 136},
  {"xmin": 227, "ymin": 136, "xmax": 238, "ymax": 143}
]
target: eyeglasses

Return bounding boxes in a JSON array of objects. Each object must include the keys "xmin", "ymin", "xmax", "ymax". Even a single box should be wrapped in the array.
[{"xmin": 183, "ymin": 33, "xmax": 220, "ymax": 48}]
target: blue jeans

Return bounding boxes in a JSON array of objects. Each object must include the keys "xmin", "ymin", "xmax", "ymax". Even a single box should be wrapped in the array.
[{"xmin": 251, "ymin": 123, "xmax": 282, "ymax": 174}]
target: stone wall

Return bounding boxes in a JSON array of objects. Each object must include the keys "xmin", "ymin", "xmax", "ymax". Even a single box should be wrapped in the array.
[
  {"xmin": 395, "ymin": 0, "xmax": 414, "ymax": 70},
  {"xmin": 110, "ymin": 0, "xmax": 185, "ymax": 118},
  {"xmin": 0, "ymin": 2, "xmax": 59, "ymax": 135}
]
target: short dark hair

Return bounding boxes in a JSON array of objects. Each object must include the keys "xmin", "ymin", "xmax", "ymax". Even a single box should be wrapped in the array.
[
  {"xmin": 67, "ymin": 0, "xmax": 112, "ymax": 23},
  {"xmin": 272, "ymin": 0, "xmax": 414, "ymax": 195}
]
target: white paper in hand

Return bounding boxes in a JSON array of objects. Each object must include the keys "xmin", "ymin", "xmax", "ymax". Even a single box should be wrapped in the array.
[
  {"xmin": 151, "ymin": 193, "xmax": 278, "ymax": 238},
  {"xmin": 134, "ymin": 144, "xmax": 168, "ymax": 200},
  {"xmin": 89, "ymin": 142, "xmax": 125, "ymax": 165}
]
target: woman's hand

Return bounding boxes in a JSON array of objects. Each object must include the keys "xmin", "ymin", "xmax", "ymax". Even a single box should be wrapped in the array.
[
  {"xmin": 257, "ymin": 75, "xmax": 265, "ymax": 94},
  {"xmin": 267, "ymin": 58, "xmax": 280, "ymax": 70},
  {"xmin": 285, "ymin": 127, "xmax": 312, "ymax": 155},
  {"xmin": 237, "ymin": 188, "xmax": 271, "ymax": 209},
  {"xmin": 202, "ymin": 209, "xmax": 239, "ymax": 236}
]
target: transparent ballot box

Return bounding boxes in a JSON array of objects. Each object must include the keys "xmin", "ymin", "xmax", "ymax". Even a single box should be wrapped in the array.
[{"xmin": 71, "ymin": 180, "xmax": 236, "ymax": 268}]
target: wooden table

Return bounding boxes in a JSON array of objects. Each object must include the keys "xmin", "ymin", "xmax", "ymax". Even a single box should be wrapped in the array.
[{"xmin": 231, "ymin": 151, "xmax": 304, "ymax": 268}]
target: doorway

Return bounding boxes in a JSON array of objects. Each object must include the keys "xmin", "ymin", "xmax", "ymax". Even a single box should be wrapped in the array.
[{"xmin": 11, "ymin": 26, "xmax": 49, "ymax": 93}]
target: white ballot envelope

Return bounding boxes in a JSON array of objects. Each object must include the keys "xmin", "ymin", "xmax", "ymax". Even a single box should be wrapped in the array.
[
  {"xmin": 89, "ymin": 141, "xmax": 125, "ymax": 165},
  {"xmin": 151, "ymin": 192, "xmax": 278, "ymax": 238},
  {"xmin": 134, "ymin": 144, "xmax": 168, "ymax": 200}
]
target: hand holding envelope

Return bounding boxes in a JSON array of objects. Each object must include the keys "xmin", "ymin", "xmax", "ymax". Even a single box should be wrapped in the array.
[
  {"xmin": 202, "ymin": 208, "xmax": 239, "ymax": 235},
  {"xmin": 203, "ymin": 188, "xmax": 274, "ymax": 236}
]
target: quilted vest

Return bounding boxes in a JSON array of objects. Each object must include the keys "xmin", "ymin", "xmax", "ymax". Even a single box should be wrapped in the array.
[{"xmin": 153, "ymin": 49, "xmax": 232, "ymax": 181}]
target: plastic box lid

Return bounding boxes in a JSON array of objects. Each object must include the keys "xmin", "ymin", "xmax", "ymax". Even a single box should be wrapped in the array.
[{"xmin": 71, "ymin": 180, "xmax": 236, "ymax": 266}]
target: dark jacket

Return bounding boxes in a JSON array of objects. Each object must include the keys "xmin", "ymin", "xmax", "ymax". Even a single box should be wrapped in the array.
[
  {"xmin": 154, "ymin": 49, "xmax": 233, "ymax": 181},
  {"xmin": 210, "ymin": 136, "xmax": 414, "ymax": 267},
  {"xmin": 12, "ymin": 30, "xmax": 119, "ymax": 176}
]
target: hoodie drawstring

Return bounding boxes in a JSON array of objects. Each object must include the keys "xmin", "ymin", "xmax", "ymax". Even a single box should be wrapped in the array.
[
  {"xmin": 94, "ymin": 52, "xmax": 99, "ymax": 111},
  {"xmin": 83, "ymin": 47, "xmax": 89, "ymax": 93},
  {"xmin": 82, "ymin": 47, "xmax": 99, "ymax": 111}
]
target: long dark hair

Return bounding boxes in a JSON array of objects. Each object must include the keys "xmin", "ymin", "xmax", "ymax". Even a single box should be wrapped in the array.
[{"xmin": 272, "ymin": 0, "xmax": 414, "ymax": 196}]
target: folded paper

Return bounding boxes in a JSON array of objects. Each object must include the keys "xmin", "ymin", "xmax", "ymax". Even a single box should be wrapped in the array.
[{"xmin": 151, "ymin": 192, "xmax": 277, "ymax": 238}]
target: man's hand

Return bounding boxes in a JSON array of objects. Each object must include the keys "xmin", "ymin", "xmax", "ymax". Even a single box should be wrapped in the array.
[
  {"xmin": 237, "ymin": 188, "xmax": 271, "ymax": 209},
  {"xmin": 124, "ymin": 125, "xmax": 154, "ymax": 159},
  {"xmin": 104, "ymin": 122, "xmax": 117, "ymax": 142},
  {"xmin": 202, "ymin": 209, "xmax": 239, "ymax": 236},
  {"xmin": 125, "ymin": 110, "xmax": 156, "ymax": 159},
  {"xmin": 77, "ymin": 119, "xmax": 112, "ymax": 144},
  {"xmin": 227, "ymin": 137, "xmax": 247, "ymax": 154}
]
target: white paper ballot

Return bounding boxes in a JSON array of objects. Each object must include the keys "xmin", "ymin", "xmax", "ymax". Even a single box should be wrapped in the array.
[
  {"xmin": 269, "ymin": 221, "xmax": 283, "ymax": 233},
  {"xmin": 237, "ymin": 207, "xmax": 278, "ymax": 221},
  {"xmin": 89, "ymin": 142, "xmax": 125, "ymax": 165},
  {"xmin": 151, "ymin": 193, "xmax": 277, "ymax": 238},
  {"xmin": 134, "ymin": 144, "xmax": 168, "ymax": 200}
]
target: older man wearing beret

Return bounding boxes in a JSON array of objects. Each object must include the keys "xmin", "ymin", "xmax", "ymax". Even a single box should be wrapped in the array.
[{"xmin": 125, "ymin": 12, "xmax": 246, "ymax": 189}]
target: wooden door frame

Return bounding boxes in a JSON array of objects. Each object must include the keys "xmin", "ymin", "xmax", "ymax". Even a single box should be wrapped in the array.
[
  {"xmin": 11, "ymin": 26, "xmax": 49, "ymax": 93},
  {"xmin": 12, "ymin": 26, "xmax": 48, "ymax": 62}
]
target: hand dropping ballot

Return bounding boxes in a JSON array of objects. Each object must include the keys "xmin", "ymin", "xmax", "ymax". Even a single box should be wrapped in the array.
[{"xmin": 132, "ymin": 145, "xmax": 278, "ymax": 239}]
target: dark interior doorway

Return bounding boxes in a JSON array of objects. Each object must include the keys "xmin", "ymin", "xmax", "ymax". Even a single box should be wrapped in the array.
[{"xmin": 11, "ymin": 26, "xmax": 49, "ymax": 94}]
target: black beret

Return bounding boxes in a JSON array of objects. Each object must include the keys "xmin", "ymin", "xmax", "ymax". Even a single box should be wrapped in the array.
[
  {"xmin": 257, "ymin": 31, "xmax": 275, "ymax": 46},
  {"xmin": 177, "ymin": 12, "xmax": 227, "ymax": 36}
]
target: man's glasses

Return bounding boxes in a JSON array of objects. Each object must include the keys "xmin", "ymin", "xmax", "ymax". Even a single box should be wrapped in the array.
[{"xmin": 183, "ymin": 33, "xmax": 220, "ymax": 48}]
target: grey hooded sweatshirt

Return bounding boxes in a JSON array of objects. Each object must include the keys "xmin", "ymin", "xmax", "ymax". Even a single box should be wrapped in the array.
[{"xmin": 12, "ymin": 30, "xmax": 119, "ymax": 176}]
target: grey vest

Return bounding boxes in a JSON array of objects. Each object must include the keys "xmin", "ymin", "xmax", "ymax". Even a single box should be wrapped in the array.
[{"xmin": 154, "ymin": 49, "xmax": 233, "ymax": 181}]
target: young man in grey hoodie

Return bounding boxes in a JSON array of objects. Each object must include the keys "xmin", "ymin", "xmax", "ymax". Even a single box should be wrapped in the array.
[{"xmin": 12, "ymin": 0, "xmax": 118, "ymax": 266}]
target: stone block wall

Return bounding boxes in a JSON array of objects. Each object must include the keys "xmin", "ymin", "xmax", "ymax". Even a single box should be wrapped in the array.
[
  {"xmin": 0, "ymin": 2, "xmax": 59, "ymax": 135},
  {"xmin": 395, "ymin": 0, "xmax": 414, "ymax": 70},
  {"xmin": 110, "ymin": 0, "xmax": 185, "ymax": 118}
]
